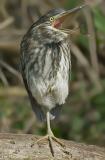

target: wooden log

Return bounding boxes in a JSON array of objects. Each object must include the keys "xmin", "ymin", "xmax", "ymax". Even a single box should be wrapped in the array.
[{"xmin": 0, "ymin": 133, "xmax": 105, "ymax": 160}]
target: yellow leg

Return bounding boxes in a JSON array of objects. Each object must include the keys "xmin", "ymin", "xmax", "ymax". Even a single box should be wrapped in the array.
[
  {"xmin": 46, "ymin": 112, "xmax": 65, "ymax": 147},
  {"xmin": 36, "ymin": 111, "xmax": 65, "ymax": 156}
]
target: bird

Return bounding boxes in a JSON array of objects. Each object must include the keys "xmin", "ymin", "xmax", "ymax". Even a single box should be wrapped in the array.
[{"xmin": 20, "ymin": 4, "xmax": 86, "ymax": 156}]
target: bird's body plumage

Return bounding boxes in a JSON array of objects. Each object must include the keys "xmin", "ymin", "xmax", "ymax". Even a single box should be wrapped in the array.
[
  {"xmin": 20, "ymin": 12, "xmax": 71, "ymax": 120},
  {"xmin": 20, "ymin": 5, "xmax": 85, "ymax": 156}
]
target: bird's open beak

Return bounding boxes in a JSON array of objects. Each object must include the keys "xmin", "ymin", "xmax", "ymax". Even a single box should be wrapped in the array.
[{"xmin": 53, "ymin": 4, "xmax": 87, "ymax": 28}]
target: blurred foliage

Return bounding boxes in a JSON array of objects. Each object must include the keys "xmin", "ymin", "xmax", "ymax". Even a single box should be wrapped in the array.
[
  {"xmin": 93, "ymin": 7, "xmax": 105, "ymax": 33},
  {"xmin": 0, "ymin": 0, "xmax": 105, "ymax": 147}
]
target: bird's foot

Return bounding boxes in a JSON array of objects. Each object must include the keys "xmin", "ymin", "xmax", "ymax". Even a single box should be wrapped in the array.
[
  {"xmin": 36, "ymin": 112, "xmax": 66, "ymax": 156},
  {"xmin": 36, "ymin": 134, "xmax": 65, "ymax": 156},
  {"xmin": 51, "ymin": 135, "xmax": 65, "ymax": 147}
]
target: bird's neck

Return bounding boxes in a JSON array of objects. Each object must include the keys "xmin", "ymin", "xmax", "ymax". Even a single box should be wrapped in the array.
[{"xmin": 35, "ymin": 24, "xmax": 68, "ymax": 44}]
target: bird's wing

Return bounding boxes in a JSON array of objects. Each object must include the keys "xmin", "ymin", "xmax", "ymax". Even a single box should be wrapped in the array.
[
  {"xmin": 22, "ymin": 75, "xmax": 46, "ymax": 121},
  {"xmin": 20, "ymin": 49, "xmax": 46, "ymax": 121}
]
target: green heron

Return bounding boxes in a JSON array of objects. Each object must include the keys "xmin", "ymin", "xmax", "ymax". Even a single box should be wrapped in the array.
[{"xmin": 20, "ymin": 4, "xmax": 86, "ymax": 155}]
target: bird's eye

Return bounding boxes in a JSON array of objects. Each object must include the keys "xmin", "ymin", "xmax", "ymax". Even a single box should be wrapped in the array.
[{"xmin": 50, "ymin": 17, "xmax": 54, "ymax": 22}]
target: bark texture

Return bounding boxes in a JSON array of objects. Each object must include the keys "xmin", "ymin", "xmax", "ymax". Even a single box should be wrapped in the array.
[{"xmin": 0, "ymin": 133, "xmax": 105, "ymax": 160}]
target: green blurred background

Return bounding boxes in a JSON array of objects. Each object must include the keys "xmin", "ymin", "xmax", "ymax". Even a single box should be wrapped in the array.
[{"xmin": 0, "ymin": 0, "xmax": 105, "ymax": 147}]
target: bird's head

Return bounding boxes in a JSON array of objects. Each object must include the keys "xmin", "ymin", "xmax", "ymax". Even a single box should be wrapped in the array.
[
  {"xmin": 28, "ymin": 4, "xmax": 87, "ymax": 43},
  {"xmin": 37, "ymin": 4, "xmax": 86, "ymax": 32}
]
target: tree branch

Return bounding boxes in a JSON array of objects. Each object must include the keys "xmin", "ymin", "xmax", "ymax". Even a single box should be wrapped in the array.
[
  {"xmin": 0, "ymin": 133, "xmax": 105, "ymax": 159},
  {"xmin": 0, "ymin": 87, "xmax": 26, "ymax": 98}
]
